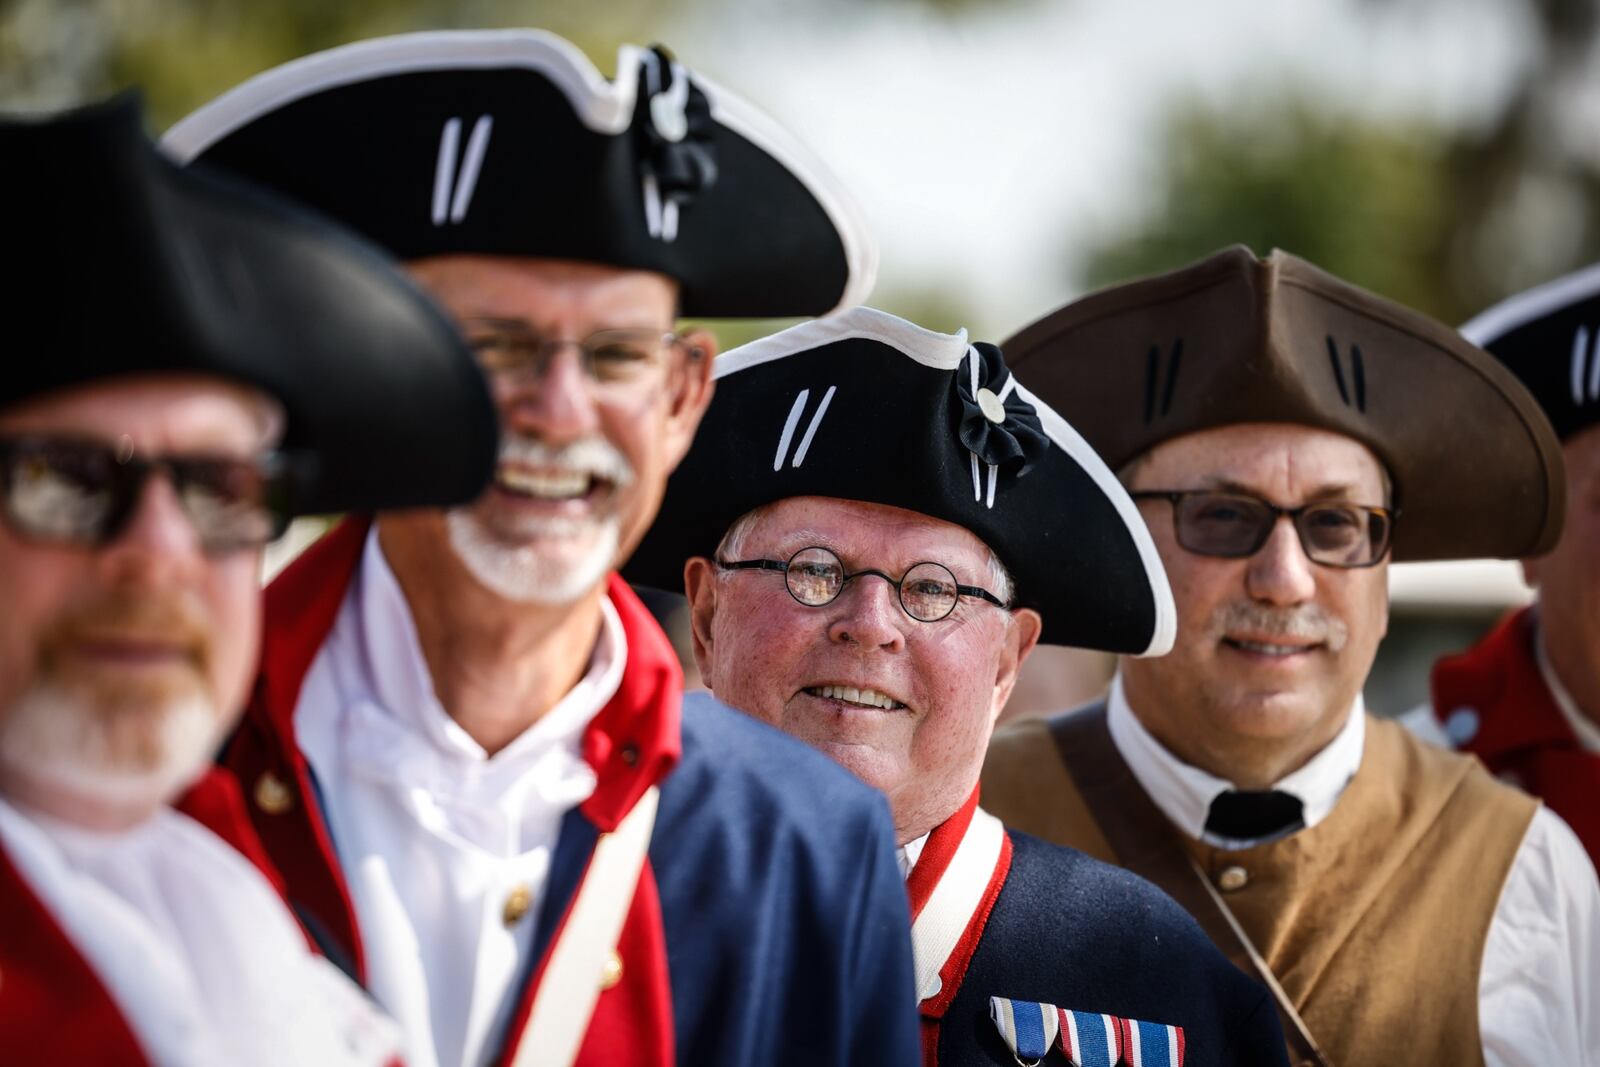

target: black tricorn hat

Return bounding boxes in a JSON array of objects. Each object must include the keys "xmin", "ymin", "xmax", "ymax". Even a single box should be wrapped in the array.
[
  {"xmin": 1460, "ymin": 263, "xmax": 1600, "ymax": 443},
  {"xmin": 624, "ymin": 308, "xmax": 1176, "ymax": 653},
  {"xmin": 163, "ymin": 30, "xmax": 875, "ymax": 318},
  {"xmin": 5, "ymin": 94, "xmax": 496, "ymax": 516},
  {"xmin": 1002, "ymin": 246, "xmax": 1565, "ymax": 562}
]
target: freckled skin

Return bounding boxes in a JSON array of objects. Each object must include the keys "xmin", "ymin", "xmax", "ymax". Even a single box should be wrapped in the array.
[
  {"xmin": 1121, "ymin": 423, "xmax": 1391, "ymax": 789},
  {"xmin": 685, "ymin": 497, "xmax": 1041, "ymax": 844},
  {"xmin": 1523, "ymin": 425, "xmax": 1600, "ymax": 731}
]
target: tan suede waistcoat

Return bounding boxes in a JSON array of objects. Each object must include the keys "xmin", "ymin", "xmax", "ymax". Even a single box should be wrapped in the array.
[{"xmin": 982, "ymin": 712, "xmax": 1537, "ymax": 1067}]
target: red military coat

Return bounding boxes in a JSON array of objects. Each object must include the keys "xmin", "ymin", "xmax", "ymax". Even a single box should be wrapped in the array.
[{"xmin": 1430, "ymin": 607, "xmax": 1600, "ymax": 865}]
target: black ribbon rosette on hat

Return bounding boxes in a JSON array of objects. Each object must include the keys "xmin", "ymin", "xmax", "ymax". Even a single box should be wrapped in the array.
[
  {"xmin": 633, "ymin": 45, "xmax": 719, "ymax": 243},
  {"xmin": 956, "ymin": 342, "xmax": 1049, "ymax": 490}
]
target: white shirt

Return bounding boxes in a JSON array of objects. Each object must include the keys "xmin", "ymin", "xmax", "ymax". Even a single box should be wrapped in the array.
[
  {"xmin": 0, "ymin": 798, "xmax": 400, "ymax": 1067},
  {"xmin": 296, "ymin": 530, "xmax": 626, "ymax": 1067},
  {"xmin": 1107, "ymin": 674, "xmax": 1600, "ymax": 1066}
]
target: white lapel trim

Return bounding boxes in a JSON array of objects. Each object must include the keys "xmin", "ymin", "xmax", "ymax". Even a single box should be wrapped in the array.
[
  {"xmin": 510, "ymin": 784, "xmax": 660, "ymax": 1067},
  {"xmin": 910, "ymin": 806, "xmax": 1005, "ymax": 1003}
]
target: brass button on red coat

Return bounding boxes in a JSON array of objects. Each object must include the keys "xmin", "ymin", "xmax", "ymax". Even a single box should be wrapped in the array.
[
  {"xmin": 599, "ymin": 949, "xmax": 624, "ymax": 990},
  {"xmin": 253, "ymin": 771, "xmax": 294, "ymax": 815}
]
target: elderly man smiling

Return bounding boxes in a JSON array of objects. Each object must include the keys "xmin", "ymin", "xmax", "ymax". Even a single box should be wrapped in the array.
[
  {"xmin": 983, "ymin": 246, "xmax": 1600, "ymax": 1066},
  {"xmin": 628, "ymin": 307, "xmax": 1290, "ymax": 1067},
  {"xmin": 165, "ymin": 29, "xmax": 917, "ymax": 1067}
]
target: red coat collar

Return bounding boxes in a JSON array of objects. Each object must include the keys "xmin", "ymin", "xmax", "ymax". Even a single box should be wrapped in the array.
[{"xmin": 1431, "ymin": 607, "xmax": 1581, "ymax": 758}]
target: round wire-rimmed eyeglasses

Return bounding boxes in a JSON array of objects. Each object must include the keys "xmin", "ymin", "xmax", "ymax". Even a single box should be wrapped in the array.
[{"xmin": 715, "ymin": 545, "xmax": 1008, "ymax": 623}]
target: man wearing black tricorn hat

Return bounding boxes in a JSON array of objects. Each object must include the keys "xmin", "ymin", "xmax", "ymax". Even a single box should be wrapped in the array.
[
  {"xmin": 164, "ymin": 29, "xmax": 917, "ymax": 1067},
  {"xmin": 627, "ymin": 306, "xmax": 1291, "ymax": 1066},
  {"xmin": 1407, "ymin": 265, "xmax": 1600, "ymax": 871},
  {"xmin": 0, "ymin": 96, "xmax": 498, "ymax": 1064},
  {"xmin": 982, "ymin": 246, "xmax": 1600, "ymax": 1065}
]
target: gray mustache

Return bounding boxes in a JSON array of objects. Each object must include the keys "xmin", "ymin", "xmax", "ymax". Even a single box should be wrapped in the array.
[{"xmin": 1209, "ymin": 601, "xmax": 1349, "ymax": 652}]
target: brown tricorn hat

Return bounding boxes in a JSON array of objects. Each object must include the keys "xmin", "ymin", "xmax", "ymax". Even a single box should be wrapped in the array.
[{"xmin": 1003, "ymin": 245, "xmax": 1565, "ymax": 562}]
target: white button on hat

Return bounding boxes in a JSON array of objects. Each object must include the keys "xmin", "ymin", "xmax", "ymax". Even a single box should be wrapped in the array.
[
  {"xmin": 976, "ymin": 387, "xmax": 1006, "ymax": 424},
  {"xmin": 650, "ymin": 94, "xmax": 688, "ymax": 142},
  {"xmin": 1217, "ymin": 865, "xmax": 1249, "ymax": 892}
]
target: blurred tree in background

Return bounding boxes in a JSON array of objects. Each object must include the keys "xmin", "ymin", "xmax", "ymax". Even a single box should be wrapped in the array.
[{"xmin": 1085, "ymin": 0, "xmax": 1600, "ymax": 323}]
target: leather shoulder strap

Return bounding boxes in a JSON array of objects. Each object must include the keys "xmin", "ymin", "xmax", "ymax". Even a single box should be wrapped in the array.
[{"xmin": 1048, "ymin": 705, "xmax": 1329, "ymax": 1067}]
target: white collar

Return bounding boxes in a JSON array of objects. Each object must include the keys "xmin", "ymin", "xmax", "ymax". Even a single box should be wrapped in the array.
[
  {"xmin": 355, "ymin": 527, "xmax": 626, "ymax": 764},
  {"xmin": 0, "ymin": 798, "xmax": 400, "ymax": 1066},
  {"xmin": 1533, "ymin": 625, "xmax": 1600, "ymax": 756},
  {"xmin": 896, "ymin": 832, "xmax": 929, "ymax": 880},
  {"xmin": 1107, "ymin": 673, "xmax": 1366, "ymax": 849}
]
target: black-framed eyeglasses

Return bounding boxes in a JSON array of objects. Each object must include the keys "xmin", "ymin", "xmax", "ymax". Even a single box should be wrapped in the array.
[
  {"xmin": 716, "ymin": 545, "xmax": 1008, "ymax": 622},
  {"xmin": 462, "ymin": 318, "xmax": 683, "ymax": 389},
  {"xmin": 0, "ymin": 435, "xmax": 292, "ymax": 555},
  {"xmin": 1131, "ymin": 489, "xmax": 1396, "ymax": 569}
]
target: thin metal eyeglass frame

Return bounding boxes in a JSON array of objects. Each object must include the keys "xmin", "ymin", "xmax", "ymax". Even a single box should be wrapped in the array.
[
  {"xmin": 714, "ymin": 545, "xmax": 1008, "ymax": 622},
  {"xmin": 1129, "ymin": 489, "xmax": 1396, "ymax": 569},
  {"xmin": 462, "ymin": 318, "xmax": 683, "ymax": 386}
]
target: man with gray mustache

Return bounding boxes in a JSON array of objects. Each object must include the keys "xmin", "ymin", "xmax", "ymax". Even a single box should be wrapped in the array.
[
  {"xmin": 165, "ymin": 29, "xmax": 919, "ymax": 1067},
  {"xmin": 982, "ymin": 247, "xmax": 1600, "ymax": 1066}
]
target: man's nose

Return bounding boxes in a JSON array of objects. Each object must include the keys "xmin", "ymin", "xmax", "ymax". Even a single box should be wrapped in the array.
[
  {"xmin": 1244, "ymin": 516, "xmax": 1318, "ymax": 605},
  {"xmin": 826, "ymin": 576, "xmax": 908, "ymax": 652},
  {"xmin": 100, "ymin": 475, "xmax": 208, "ymax": 582},
  {"xmin": 499, "ymin": 346, "xmax": 602, "ymax": 444}
]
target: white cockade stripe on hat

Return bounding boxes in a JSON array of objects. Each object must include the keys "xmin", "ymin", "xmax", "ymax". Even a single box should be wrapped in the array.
[
  {"xmin": 431, "ymin": 118, "xmax": 461, "ymax": 225},
  {"xmin": 791, "ymin": 385, "xmax": 836, "ymax": 468},
  {"xmin": 970, "ymin": 452, "xmax": 982, "ymax": 503},
  {"xmin": 774, "ymin": 389, "xmax": 810, "ymax": 471},
  {"xmin": 431, "ymin": 115, "xmax": 493, "ymax": 226},
  {"xmin": 451, "ymin": 115, "xmax": 492, "ymax": 223}
]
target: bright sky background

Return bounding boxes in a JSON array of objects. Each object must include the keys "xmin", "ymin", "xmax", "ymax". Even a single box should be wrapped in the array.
[{"xmin": 659, "ymin": 0, "xmax": 1540, "ymax": 337}]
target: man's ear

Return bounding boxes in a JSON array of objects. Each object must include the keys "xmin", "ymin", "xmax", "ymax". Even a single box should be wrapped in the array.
[
  {"xmin": 661, "ymin": 328, "xmax": 719, "ymax": 471},
  {"xmin": 990, "ymin": 609, "xmax": 1043, "ymax": 725},
  {"xmin": 684, "ymin": 556, "xmax": 719, "ymax": 690}
]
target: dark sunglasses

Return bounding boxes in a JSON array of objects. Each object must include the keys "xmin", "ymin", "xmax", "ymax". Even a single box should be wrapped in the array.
[
  {"xmin": 716, "ymin": 545, "xmax": 1008, "ymax": 623},
  {"xmin": 1131, "ymin": 489, "xmax": 1396, "ymax": 568},
  {"xmin": 0, "ymin": 435, "xmax": 294, "ymax": 555}
]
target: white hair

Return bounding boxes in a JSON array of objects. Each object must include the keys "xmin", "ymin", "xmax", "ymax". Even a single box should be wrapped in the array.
[{"xmin": 715, "ymin": 502, "xmax": 1015, "ymax": 606}]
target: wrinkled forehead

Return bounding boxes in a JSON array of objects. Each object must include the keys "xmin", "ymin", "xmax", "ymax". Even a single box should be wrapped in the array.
[
  {"xmin": 0, "ymin": 373, "xmax": 282, "ymax": 454},
  {"xmin": 404, "ymin": 254, "xmax": 680, "ymax": 328},
  {"xmin": 736, "ymin": 496, "xmax": 999, "ymax": 571},
  {"xmin": 1127, "ymin": 422, "xmax": 1391, "ymax": 502}
]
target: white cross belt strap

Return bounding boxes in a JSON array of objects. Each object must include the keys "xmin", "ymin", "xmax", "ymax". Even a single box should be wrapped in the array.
[
  {"xmin": 911, "ymin": 806, "xmax": 1006, "ymax": 1003},
  {"xmin": 510, "ymin": 785, "xmax": 661, "ymax": 1067}
]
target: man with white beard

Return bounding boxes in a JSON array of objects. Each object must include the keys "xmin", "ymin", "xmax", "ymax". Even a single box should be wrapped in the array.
[
  {"xmin": 164, "ymin": 30, "xmax": 919, "ymax": 1067},
  {"xmin": 0, "ymin": 96, "xmax": 497, "ymax": 1063}
]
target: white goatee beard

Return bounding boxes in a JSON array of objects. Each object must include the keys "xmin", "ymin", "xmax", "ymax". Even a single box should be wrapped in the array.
[
  {"xmin": 446, "ymin": 435, "xmax": 633, "ymax": 606},
  {"xmin": 0, "ymin": 684, "xmax": 223, "ymax": 824}
]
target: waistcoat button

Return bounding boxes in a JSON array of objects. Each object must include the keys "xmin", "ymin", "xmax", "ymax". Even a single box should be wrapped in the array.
[{"xmin": 1217, "ymin": 865, "xmax": 1250, "ymax": 892}]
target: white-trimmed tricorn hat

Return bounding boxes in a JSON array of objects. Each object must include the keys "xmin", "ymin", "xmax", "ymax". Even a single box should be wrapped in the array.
[
  {"xmin": 625, "ymin": 307, "xmax": 1177, "ymax": 653},
  {"xmin": 1460, "ymin": 263, "xmax": 1600, "ymax": 443},
  {"xmin": 163, "ymin": 30, "xmax": 875, "ymax": 318}
]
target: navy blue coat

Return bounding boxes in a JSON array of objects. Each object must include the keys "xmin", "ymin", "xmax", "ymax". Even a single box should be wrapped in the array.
[{"xmin": 940, "ymin": 832, "xmax": 1287, "ymax": 1066}]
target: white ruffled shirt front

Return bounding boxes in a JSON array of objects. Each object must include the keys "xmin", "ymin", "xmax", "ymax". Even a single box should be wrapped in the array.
[
  {"xmin": 1107, "ymin": 674, "xmax": 1600, "ymax": 1066},
  {"xmin": 296, "ymin": 529, "xmax": 625, "ymax": 1067},
  {"xmin": 0, "ymin": 798, "xmax": 401, "ymax": 1067}
]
